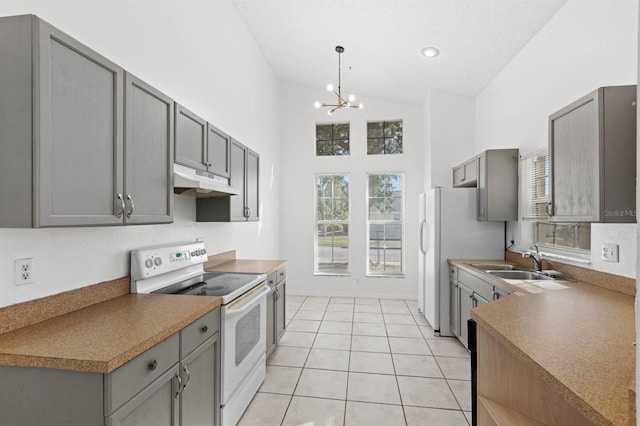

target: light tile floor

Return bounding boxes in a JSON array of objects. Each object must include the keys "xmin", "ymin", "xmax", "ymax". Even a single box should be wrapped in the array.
[{"xmin": 239, "ymin": 296, "xmax": 471, "ymax": 426}]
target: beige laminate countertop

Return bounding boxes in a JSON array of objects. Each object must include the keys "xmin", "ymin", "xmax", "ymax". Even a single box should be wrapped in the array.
[
  {"xmin": 0, "ymin": 294, "xmax": 222, "ymax": 374},
  {"xmin": 206, "ymin": 259, "xmax": 287, "ymax": 275},
  {"xmin": 451, "ymin": 260, "xmax": 635, "ymax": 425}
]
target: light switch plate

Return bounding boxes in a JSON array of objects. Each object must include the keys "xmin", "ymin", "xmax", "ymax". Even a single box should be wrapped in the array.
[{"xmin": 601, "ymin": 243, "xmax": 619, "ymax": 263}]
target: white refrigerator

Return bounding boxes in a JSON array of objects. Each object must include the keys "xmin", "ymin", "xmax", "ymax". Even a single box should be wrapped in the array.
[{"xmin": 418, "ymin": 187, "xmax": 504, "ymax": 336}]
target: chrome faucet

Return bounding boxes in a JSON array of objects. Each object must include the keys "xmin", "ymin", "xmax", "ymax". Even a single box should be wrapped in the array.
[{"xmin": 522, "ymin": 244, "xmax": 543, "ymax": 272}]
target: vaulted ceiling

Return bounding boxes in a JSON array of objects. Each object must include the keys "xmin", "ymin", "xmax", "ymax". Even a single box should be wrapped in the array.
[{"xmin": 232, "ymin": 0, "xmax": 568, "ymax": 104}]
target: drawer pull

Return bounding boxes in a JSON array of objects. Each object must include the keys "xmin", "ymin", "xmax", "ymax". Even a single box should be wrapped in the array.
[
  {"xmin": 148, "ymin": 360, "xmax": 158, "ymax": 371},
  {"xmin": 201, "ymin": 325, "xmax": 209, "ymax": 333}
]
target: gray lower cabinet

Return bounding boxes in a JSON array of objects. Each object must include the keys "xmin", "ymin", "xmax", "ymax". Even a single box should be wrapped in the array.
[
  {"xmin": 196, "ymin": 139, "xmax": 260, "ymax": 222},
  {"xmin": 548, "ymin": 85, "xmax": 636, "ymax": 223},
  {"xmin": 0, "ymin": 308, "xmax": 220, "ymax": 426},
  {"xmin": 266, "ymin": 268, "xmax": 287, "ymax": 358},
  {"xmin": 0, "ymin": 15, "xmax": 173, "ymax": 227},
  {"xmin": 449, "ymin": 265, "xmax": 509, "ymax": 349}
]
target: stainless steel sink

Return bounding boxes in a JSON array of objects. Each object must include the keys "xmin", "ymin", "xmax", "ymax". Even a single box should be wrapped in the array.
[
  {"xmin": 487, "ymin": 270, "xmax": 554, "ymax": 280},
  {"xmin": 469, "ymin": 263, "xmax": 526, "ymax": 271}
]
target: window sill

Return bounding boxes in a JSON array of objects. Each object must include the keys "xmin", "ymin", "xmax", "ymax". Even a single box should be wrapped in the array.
[
  {"xmin": 365, "ymin": 274, "xmax": 405, "ymax": 278},
  {"xmin": 314, "ymin": 272, "xmax": 351, "ymax": 277}
]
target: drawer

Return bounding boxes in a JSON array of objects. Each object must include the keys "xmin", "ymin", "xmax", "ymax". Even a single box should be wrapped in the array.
[
  {"xmin": 276, "ymin": 268, "xmax": 286, "ymax": 284},
  {"xmin": 181, "ymin": 307, "xmax": 220, "ymax": 358},
  {"xmin": 449, "ymin": 265, "xmax": 458, "ymax": 281},
  {"xmin": 105, "ymin": 332, "xmax": 179, "ymax": 415},
  {"xmin": 458, "ymin": 269, "xmax": 494, "ymax": 302},
  {"xmin": 267, "ymin": 272, "xmax": 277, "ymax": 289}
]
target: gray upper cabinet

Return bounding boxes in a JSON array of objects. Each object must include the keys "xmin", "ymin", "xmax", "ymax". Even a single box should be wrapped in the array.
[
  {"xmin": 452, "ymin": 157, "xmax": 478, "ymax": 188},
  {"xmin": 124, "ymin": 73, "xmax": 174, "ymax": 224},
  {"xmin": 548, "ymin": 86, "xmax": 636, "ymax": 223},
  {"xmin": 196, "ymin": 138, "xmax": 260, "ymax": 222},
  {"xmin": 0, "ymin": 15, "xmax": 173, "ymax": 227},
  {"xmin": 207, "ymin": 123, "xmax": 232, "ymax": 178},
  {"xmin": 175, "ymin": 104, "xmax": 231, "ymax": 179},
  {"xmin": 175, "ymin": 104, "xmax": 207, "ymax": 172},
  {"xmin": 477, "ymin": 149, "xmax": 518, "ymax": 221}
]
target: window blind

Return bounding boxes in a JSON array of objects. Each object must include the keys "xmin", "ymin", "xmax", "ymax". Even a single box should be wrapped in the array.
[{"xmin": 520, "ymin": 150, "xmax": 549, "ymax": 220}]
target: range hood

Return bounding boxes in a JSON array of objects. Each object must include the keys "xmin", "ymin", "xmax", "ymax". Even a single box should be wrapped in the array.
[{"xmin": 174, "ymin": 163, "xmax": 239, "ymax": 197}]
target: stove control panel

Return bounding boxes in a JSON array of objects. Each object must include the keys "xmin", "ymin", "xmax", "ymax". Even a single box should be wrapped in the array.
[{"xmin": 131, "ymin": 241, "xmax": 208, "ymax": 281}]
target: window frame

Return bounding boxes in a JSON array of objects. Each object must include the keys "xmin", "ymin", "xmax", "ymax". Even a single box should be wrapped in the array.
[
  {"xmin": 314, "ymin": 173, "xmax": 351, "ymax": 276},
  {"xmin": 520, "ymin": 149, "xmax": 591, "ymax": 257},
  {"xmin": 315, "ymin": 122, "xmax": 350, "ymax": 156},
  {"xmin": 366, "ymin": 120, "xmax": 404, "ymax": 155},
  {"xmin": 365, "ymin": 172, "xmax": 405, "ymax": 277}
]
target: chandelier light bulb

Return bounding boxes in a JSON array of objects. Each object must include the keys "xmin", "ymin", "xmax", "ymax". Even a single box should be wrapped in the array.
[
  {"xmin": 348, "ymin": 94, "xmax": 355, "ymax": 102},
  {"xmin": 314, "ymin": 101, "xmax": 321, "ymax": 109},
  {"xmin": 326, "ymin": 84, "xmax": 334, "ymax": 92},
  {"xmin": 327, "ymin": 109, "xmax": 334, "ymax": 116},
  {"xmin": 421, "ymin": 46, "xmax": 440, "ymax": 58},
  {"xmin": 357, "ymin": 103, "xmax": 364, "ymax": 109}
]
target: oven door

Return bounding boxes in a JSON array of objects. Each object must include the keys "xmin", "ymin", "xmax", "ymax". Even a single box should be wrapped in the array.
[{"xmin": 220, "ymin": 282, "xmax": 269, "ymax": 404}]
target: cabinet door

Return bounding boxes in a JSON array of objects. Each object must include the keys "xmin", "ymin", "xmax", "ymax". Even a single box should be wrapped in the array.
[
  {"xmin": 449, "ymin": 279, "xmax": 459, "ymax": 338},
  {"xmin": 477, "ymin": 153, "xmax": 488, "ymax": 221},
  {"xmin": 36, "ymin": 18, "xmax": 124, "ymax": 227},
  {"xmin": 107, "ymin": 364, "xmax": 179, "ymax": 426},
  {"xmin": 452, "ymin": 165, "xmax": 465, "ymax": 187},
  {"xmin": 474, "ymin": 293, "xmax": 490, "ymax": 308},
  {"xmin": 266, "ymin": 291, "xmax": 276, "ymax": 356},
  {"xmin": 229, "ymin": 139, "xmax": 247, "ymax": 221},
  {"xmin": 246, "ymin": 149, "xmax": 260, "ymax": 221},
  {"xmin": 206, "ymin": 123, "xmax": 231, "ymax": 178},
  {"xmin": 458, "ymin": 284, "xmax": 474, "ymax": 348},
  {"xmin": 463, "ymin": 159, "xmax": 478, "ymax": 186},
  {"xmin": 180, "ymin": 334, "xmax": 220, "ymax": 426},
  {"xmin": 275, "ymin": 281, "xmax": 286, "ymax": 341},
  {"xmin": 175, "ymin": 103, "xmax": 207, "ymax": 172},
  {"xmin": 124, "ymin": 73, "xmax": 173, "ymax": 224},
  {"xmin": 549, "ymin": 92, "xmax": 600, "ymax": 221}
]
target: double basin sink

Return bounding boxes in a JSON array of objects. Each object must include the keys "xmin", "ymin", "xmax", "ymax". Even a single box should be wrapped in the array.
[{"xmin": 468, "ymin": 263, "xmax": 565, "ymax": 281}]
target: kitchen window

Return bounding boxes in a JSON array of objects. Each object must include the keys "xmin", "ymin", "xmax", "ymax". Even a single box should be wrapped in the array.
[
  {"xmin": 316, "ymin": 123, "xmax": 350, "ymax": 156},
  {"xmin": 520, "ymin": 150, "xmax": 591, "ymax": 253},
  {"xmin": 367, "ymin": 173, "xmax": 404, "ymax": 276},
  {"xmin": 367, "ymin": 120, "xmax": 403, "ymax": 155},
  {"xmin": 315, "ymin": 174, "xmax": 350, "ymax": 274}
]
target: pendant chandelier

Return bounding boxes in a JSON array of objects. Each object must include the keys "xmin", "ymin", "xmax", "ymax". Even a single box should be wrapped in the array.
[{"xmin": 314, "ymin": 46, "xmax": 363, "ymax": 115}]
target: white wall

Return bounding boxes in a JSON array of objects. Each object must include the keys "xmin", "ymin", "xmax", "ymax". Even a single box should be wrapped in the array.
[
  {"xmin": 475, "ymin": 0, "xmax": 638, "ymax": 278},
  {"xmin": 425, "ymin": 90, "xmax": 476, "ymax": 189},
  {"xmin": 0, "ymin": 0, "xmax": 281, "ymax": 307},
  {"xmin": 279, "ymin": 82, "xmax": 424, "ymax": 299}
]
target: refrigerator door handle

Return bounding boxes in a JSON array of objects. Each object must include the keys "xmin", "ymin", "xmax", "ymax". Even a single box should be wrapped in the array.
[{"xmin": 419, "ymin": 220, "xmax": 427, "ymax": 254}]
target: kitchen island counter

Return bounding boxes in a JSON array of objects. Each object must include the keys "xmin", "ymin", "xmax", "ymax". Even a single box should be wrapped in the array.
[{"xmin": 459, "ymin": 259, "xmax": 635, "ymax": 425}]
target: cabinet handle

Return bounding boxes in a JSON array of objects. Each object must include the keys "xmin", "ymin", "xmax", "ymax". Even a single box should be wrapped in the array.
[
  {"xmin": 148, "ymin": 360, "xmax": 158, "ymax": 371},
  {"xmin": 174, "ymin": 373, "xmax": 182, "ymax": 399},
  {"xmin": 546, "ymin": 202, "xmax": 553, "ymax": 217},
  {"xmin": 182, "ymin": 364, "xmax": 191, "ymax": 392},
  {"xmin": 116, "ymin": 193, "xmax": 125, "ymax": 218},
  {"xmin": 200, "ymin": 325, "xmax": 209, "ymax": 333},
  {"xmin": 126, "ymin": 194, "xmax": 134, "ymax": 219}
]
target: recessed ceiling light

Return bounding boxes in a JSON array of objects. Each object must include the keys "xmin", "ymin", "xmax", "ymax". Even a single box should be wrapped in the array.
[{"xmin": 421, "ymin": 47, "xmax": 440, "ymax": 58}]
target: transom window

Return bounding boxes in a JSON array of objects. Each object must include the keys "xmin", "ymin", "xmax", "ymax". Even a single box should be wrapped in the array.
[
  {"xmin": 367, "ymin": 120, "xmax": 403, "ymax": 154},
  {"xmin": 316, "ymin": 123, "xmax": 350, "ymax": 156},
  {"xmin": 315, "ymin": 174, "xmax": 350, "ymax": 274},
  {"xmin": 366, "ymin": 173, "xmax": 404, "ymax": 276}
]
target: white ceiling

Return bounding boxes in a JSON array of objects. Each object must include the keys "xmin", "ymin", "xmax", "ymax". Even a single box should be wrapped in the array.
[{"xmin": 232, "ymin": 0, "xmax": 568, "ymax": 104}]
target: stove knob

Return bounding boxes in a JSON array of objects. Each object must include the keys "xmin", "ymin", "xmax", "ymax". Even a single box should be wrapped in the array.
[
  {"xmin": 154, "ymin": 257, "xmax": 162, "ymax": 266},
  {"xmin": 145, "ymin": 259, "xmax": 153, "ymax": 268}
]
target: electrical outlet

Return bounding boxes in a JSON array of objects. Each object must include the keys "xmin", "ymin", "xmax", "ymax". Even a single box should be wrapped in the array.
[
  {"xmin": 14, "ymin": 258, "xmax": 34, "ymax": 286},
  {"xmin": 601, "ymin": 244, "xmax": 619, "ymax": 263}
]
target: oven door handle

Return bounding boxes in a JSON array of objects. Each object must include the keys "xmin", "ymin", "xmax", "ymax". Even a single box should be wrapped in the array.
[{"xmin": 223, "ymin": 283, "xmax": 270, "ymax": 319}]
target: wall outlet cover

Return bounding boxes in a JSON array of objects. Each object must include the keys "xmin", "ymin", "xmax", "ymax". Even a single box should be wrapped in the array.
[
  {"xmin": 14, "ymin": 258, "xmax": 34, "ymax": 286},
  {"xmin": 601, "ymin": 244, "xmax": 619, "ymax": 263}
]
